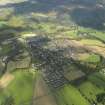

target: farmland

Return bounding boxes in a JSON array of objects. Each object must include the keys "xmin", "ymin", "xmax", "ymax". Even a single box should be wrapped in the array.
[{"xmin": 0, "ymin": 0, "xmax": 105, "ymax": 105}]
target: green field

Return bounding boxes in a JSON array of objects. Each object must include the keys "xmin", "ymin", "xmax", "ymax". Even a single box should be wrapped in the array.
[
  {"xmin": 0, "ymin": 70, "xmax": 36, "ymax": 105},
  {"xmin": 77, "ymin": 27, "xmax": 105, "ymax": 42},
  {"xmin": 79, "ymin": 81, "xmax": 104, "ymax": 103},
  {"xmin": 77, "ymin": 53, "xmax": 100, "ymax": 63},
  {"xmin": 55, "ymin": 72, "xmax": 105, "ymax": 105},
  {"xmin": 80, "ymin": 39, "xmax": 105, "ymax": 47},
  {"xmin": 78, "ymin": 72, "xmax": 105, "ymax": 104},
  {"xmin": 55, "ymin": 84, "xmax": 90, "ymax": 105},
  {"xmin": 83, "ymin": 54, "xmax": 100, "ymax": 63},
  {"xmin": 88, "ymin": 72, "xmax": 105, "ymax": 88}
]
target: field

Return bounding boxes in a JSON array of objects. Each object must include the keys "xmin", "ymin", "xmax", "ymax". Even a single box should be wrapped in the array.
[
  {"xmin": 55, "ymin": 72, "xmax": 105, "ymax": 105},
  {"xmin": 79, "ymin": 81, "xmax": 104, "ymax": 103},
  {"xmin": 0, "ymin": 70, "xmax": 36, "ymax": 105},
  {"xmin": 55, "ymin": 84, "xmax": 90, "ymax": 105},
  {"xmin": 76, "ymin": 53, "xmax": 100, "ymax": 63},
  {"xmin": 78, "ymin": 72, "xmax": 105, "ymax": 104}
]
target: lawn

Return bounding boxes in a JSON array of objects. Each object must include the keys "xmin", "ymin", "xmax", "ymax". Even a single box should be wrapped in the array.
[
  {"xmin": 0, "ymin": 70, "xmax": 36, "ymax": 105},
  {"xmin": 55, "ymin": 84, "xmax": 90, "ymax": 105}
]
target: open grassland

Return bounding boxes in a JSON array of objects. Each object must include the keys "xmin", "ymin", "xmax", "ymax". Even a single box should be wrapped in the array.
[{"xmin": 0, "ymin": 70, "xmax": 36, "ymax": 105}]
